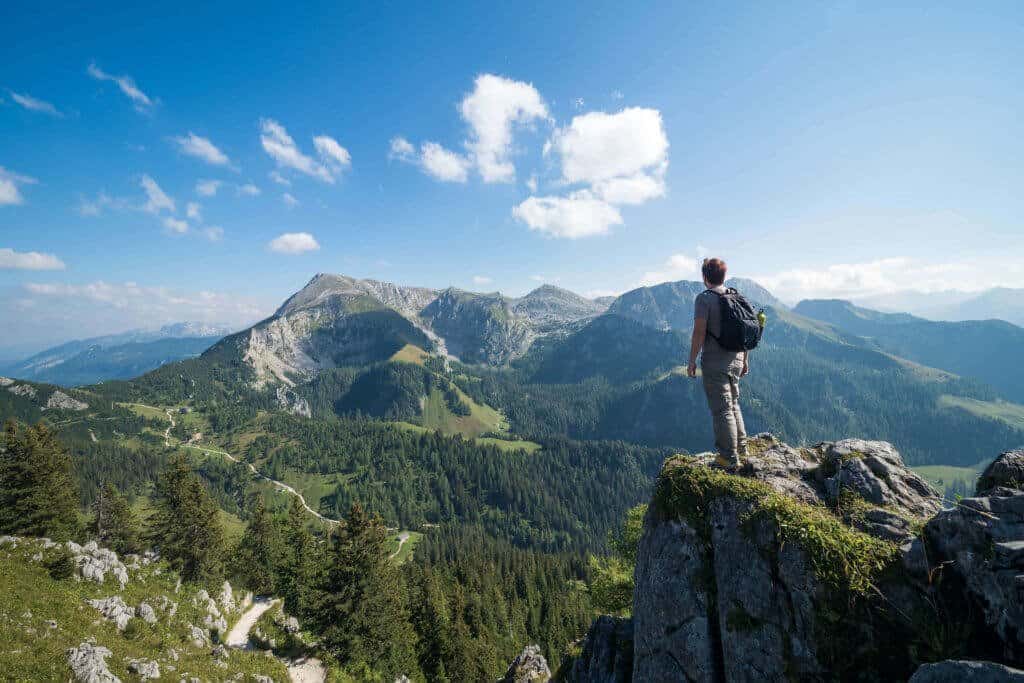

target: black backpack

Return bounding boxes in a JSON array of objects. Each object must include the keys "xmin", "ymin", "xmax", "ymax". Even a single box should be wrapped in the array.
[{"xmin": 706, "ymin": 288, "xmax": 763, "ymax": 352}]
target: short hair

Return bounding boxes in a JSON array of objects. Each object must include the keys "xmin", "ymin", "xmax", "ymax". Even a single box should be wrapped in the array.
[{"xmin": 702, "ymin": 258, "xmax": 727, "ymax": 286}]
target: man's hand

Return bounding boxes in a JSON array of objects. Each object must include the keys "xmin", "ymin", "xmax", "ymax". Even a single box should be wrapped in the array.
[
  {"xmin": 687, "ymin": 361, "xmax": 697, "ymax": 378},
  {"xmin": 741, "ymin": 359, "xmax": 749, "ymax": 377}
]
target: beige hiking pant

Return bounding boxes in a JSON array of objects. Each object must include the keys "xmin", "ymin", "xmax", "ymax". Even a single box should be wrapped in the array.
[{"xmin": 701, "ymin": 355, "xmax": 747, "ymax": 465}]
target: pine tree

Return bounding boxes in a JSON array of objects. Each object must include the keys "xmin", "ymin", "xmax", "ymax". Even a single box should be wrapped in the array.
[
  {"xmin": 0, "ymin": 421, "xmax": 79, "ymax": 541},
  {"xmin": 408, "ymin": 566, "xmax": 452, "ymax": 682},
  {"xmin": 149, "ymin": 453, "xmax": 225, "ymax": 584},
  {"xmin": 237, "ymin": 495, "xmax": 279, "ymax": 594},
  {"xmin": 91, "ymin": 482, "xmax": 140, "ymax": 554},
  {"xmin": 309, "ymin": 503, "xmax": 420, "ymax": 678},
  {"xmin": 277, "ymin": 495, "xmax": 314, "ymax": 616}
]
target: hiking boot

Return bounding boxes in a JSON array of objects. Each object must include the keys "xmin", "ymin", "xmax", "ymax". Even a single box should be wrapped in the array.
[{"xmin": 713, "ymin": 454, "xmax": 738, "ymax": 470}]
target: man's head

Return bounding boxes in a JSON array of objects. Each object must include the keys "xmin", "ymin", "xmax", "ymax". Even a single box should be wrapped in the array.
[{"xmin": 702, "ymin": 258, "xmax": 727, "ymax": 287}]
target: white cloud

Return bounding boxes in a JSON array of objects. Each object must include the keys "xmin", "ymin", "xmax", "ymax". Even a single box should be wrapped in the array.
[
  {"xmin": 162, "ymin": 217, "xmax": 189, "ymax": 234},
  {"xmin": 259, "ymin": 119, "xmax": 348, "ymax": 183},
  {"xmin": 592, "ymin": 166, "xmax": 666, "ymax": 205},
  {"xmin": 282, "ymin": 192, "xmax": 299, "ymax": 207},
  {"xmin": 511, "ymin": 192, "xmax": 622, "ymax": 239},
  {"xmin": 526, "ymin": 174, "xmax": 538, "ymax": 192},
  {"xmin": 186, "ymin": 202, "xmax": 201, "ymax": 220},
  {"xmin": 140, "ymin": 175, "xmax": 174, "ymax": 214},
  {"xmin": 460, "ymin": 74, "xmax": 549, "ymax": 183},
  {"xmin": 313, "ymin": 135, "xmax": 351, "ymax": 171},
  {"xmin": 574, "ymin": 97, "xmax": 585, "ymax": 110},
  {"xmin": 639, "ymin": 253, "xmax": 700, "ymax": 287},
  {"xmin": 195, "ymin": 179, "xmax": 222, "ymax": 197},
  {"xmin": 472, "ymin": 275, "xmax": 492, "ymax": 286},
  {"xmin": 268, "ymin": 170, "xmax": 291, "ymax": 187},
  {"xmin": 86, "ymin": 62, "xmax": 154, "ymax": 111},
  {"xmin": 237, "ymin": 183, "xmax": 261, "ymax": 197},
  {"xmin": 268, "ymin": 232, "xmax": 319, "ymax": 254},
  {"xmin": 9, "ymin": 91, "xmax": 61, "ymax": 116},
  {"xmin": 173, "ymin": 132, "xmax": 230, "ymax": 166},
  {"xmin": 203, "ymin": 226, "xmax": 224, "ymax": 242},
  {"xmin": 0, "ymin": 167, "xmax": 37, "ymax": 206},
  {"xmin": 611, "ymin": 90, "xmax": 624, "ymax": 100},
  {"xmin": 516, "ymin": 106, "xmax": 669, "ymax": 238},
  {"xmin": 0, "ymin": 247, "xmax": 65, "ymax": 270},
  {"xmin": 753, "ymin": 258, "xmax": 998, "ymax": 304},
  {"xmin": 420, "ymin": 142, "xmax": 471, "ymax": 183},
  {"xmin": 22, "ymin": 280, "xmax": 269, "ymax": 328},
  {"xmin": 388, "ymin": 136, "xmax": 415, "ymax": 161},
  {"xmin": 78, "ymin": 192, "xmax": 128, "ymax": 216},
  {"xmin": 550, "ymin": 107, "xmax": 668, "ymax": 185}
]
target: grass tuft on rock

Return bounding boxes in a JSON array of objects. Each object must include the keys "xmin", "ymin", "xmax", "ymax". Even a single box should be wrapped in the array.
[{"xmin": 653, "ymin": 457, "xmax": 900, "ymax": 595}]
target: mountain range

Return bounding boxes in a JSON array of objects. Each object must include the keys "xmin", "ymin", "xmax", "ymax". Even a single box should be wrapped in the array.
[
  {"xmin": 94, "ymin": 272, "xmax": 1024, "ymax": 468},
  {"xmin": 2, "ymin": 322, "xmax": 235, "ymax": 387},
  {"xmin": 854, "ymin": 286, "xmax": 1024, "ymax": 327}
]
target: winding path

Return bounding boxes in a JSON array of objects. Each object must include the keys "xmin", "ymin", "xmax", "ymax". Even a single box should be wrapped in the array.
[
  {"xmin": 389, "ymin": 531, "xmax": 411, "ymax": 561},
  {"xmin": 226, "ymin": 598, "xmax": 326, "ymax": 683},
  {"xmin": 141, "ymin": 404, "xmax": 341, "ymax": 525}
]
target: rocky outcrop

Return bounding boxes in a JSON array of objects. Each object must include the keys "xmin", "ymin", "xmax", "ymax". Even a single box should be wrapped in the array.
[
  {"xmin": 68, "ymin": 540, "xmax": 130, "ymax": 589},
  {"xmin": 44, "ymin": 389, "xmax": 89, "ymax": 411},
  {"xmin": 66, "ymin": 642, "xmax": 120, "ymax": 682},
  {"xmin": 126, "ymin": 658, "xmax": 160, "ymax": 680},
  {"xmin": 909, "ymin": 660, "xmax": 1024, "ymax": 682},
  {"xmin": 498, "ymin": 645, "xmax": 551, "ymax": 682},
  {"xmin": 567, "ymin": 616, "xmax": 632, "ymax": 683},
  {"xmin": 977, "ymin": 449, "xmax": 1024, "ymax": 496},
  {"xmin": 87, "ymin": 597, "xmax": 135, "ymax": 631},
  {"xmin": 575, "ymin": 435, "xmax": 1024, "ymax": 682}
]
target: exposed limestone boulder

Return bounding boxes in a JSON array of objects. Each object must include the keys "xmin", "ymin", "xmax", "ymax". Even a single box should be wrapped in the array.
[
  {"xmin": 70, "ymin": 541, "xmax": 129, "ymax": 589},
  {"xmin": 66, "ymin": 642, "xmax": 120, "ymax": 682},
  {"xmin": 137, "ymin": 602, "xmax": 158, "ymax": 624},
  {"xmin": 87, "ymin": 597, "xmax": 135, "ymax": 630},
  {"xmin": 910, "ymin": 660, "xmax": 1024, "ymax": 681},
  {"xmin": 218, "ymin": 581, "xmax": 236, "ymax": 613},
  {"xmin": 8, "ymin": 383, "xmax": 37, "ymax": 399},
  {"xmin": 126, "ymin": 658, "xmax": 161, "ymax": 680},
  {"xmin": 499, "ymin": 645, "xmax": 551, "ymax": 683},
  {"xmin": 567, "ymin": 615, "xmax": 632, "ymax": 683},
  {"xmin": 188, "ymin": 624, "xmax": 208, "ymax": 648},
  {"xmin": 977, "ymin": 449, "xmax": 1024, "ymax": 496},
  {"xmin": 45, "ymin": 389, "xmax": 89, "ymax": 411}
]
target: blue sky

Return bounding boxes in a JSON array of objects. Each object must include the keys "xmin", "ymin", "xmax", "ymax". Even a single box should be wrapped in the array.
[{"xmin": 2, "ymin": 1, "xmax": 1022, "ymax": 355}]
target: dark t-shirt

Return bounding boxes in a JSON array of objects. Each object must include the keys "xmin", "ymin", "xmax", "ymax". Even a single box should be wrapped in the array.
[{"xmin": 694, "ymin": 286, "xmax": 742, "ymax": 368}]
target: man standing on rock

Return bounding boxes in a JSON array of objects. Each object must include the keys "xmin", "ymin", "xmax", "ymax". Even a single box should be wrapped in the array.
[{"xmin": 687, "ymin": 257, "xmax": 760, "ymax": 469}]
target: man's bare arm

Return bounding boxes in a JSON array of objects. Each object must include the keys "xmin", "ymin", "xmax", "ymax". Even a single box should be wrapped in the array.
[{"xmin": 687, "ymin": 318, "xmax": 707, "ymax": 377}]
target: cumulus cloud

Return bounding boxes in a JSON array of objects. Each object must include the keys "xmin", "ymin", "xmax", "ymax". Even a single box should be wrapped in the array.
[
  {"xmin": 420, "ymin": 142, "xmax": 471, "ymax": 183},
  {"xmin": 0, "ymin": 167, "xmax": 37, "ymax": 206},
  {"xmin": 268, "ymin": 232, "xmax": 319, "ymax": 254},
  {"xmin": 639, "ymin": 253, "xmax": 700, "ymax": 287},
  {"xmin": 195, "ymin": 179, "xmax": 222, "ymax": 197},
  {"xmin": 237, "ymin": 183, "xmax": 261, "ymax": 197},
  {"xmin": 460, "ymin": 74, "xmax": 548, "ymax": 183},
  {"xmin": 77, "ymin": 192, "xmax": 129, "ymax": 216},
  {"xmin": 259, "ymin": 119, "xmax": 349, "ymax": 183},
  {"xmin": 514, "ymin": 107, "xmax": 669, "ymax": 238},
  {"xmin": 203, "ymin": 226, "xmax": 224, "ymax": 242},
  {"xmin": 173, "ymin": 132, "xmax": 230, "ymax": 166},
  {"xmin": 9, "ymin": 91, "xmax": 61, "ymax": 116},
  {"xmin": 268, "ymin": 170, "xmax": 291, "ymax": 187},
  {"xmin": 162, "ymin": 217, "xmax": 189, "ymax": 234},
  {"xmin": 313, "ymin": 135, "xmax": 351, "ymax": 171},
  {"xmin": 472, "ymin": 275, "xmax": 492, "ymax": 286},
  {"xmin": 392, "ymin": 74, "xmax": 548, "ymax": 184},
  {"xmin": 140, "ymin": 175, "xmax": 174, "ymax": 214},
  {"xmin": 282, "ymin": 192, "xmax": 299, "ymax": 207},
  {"xmin": 388, "ymin": 136, "xmax": 415, "ymax": 161},
  {"xmin": 21, "ymin": 280, "xmax": 270, "ymax": 330},
  {"xmin": 511, "ymin": 192, "xmax": 622, "ymax": 239},
  {"xmin": 753, "ymin": 258, "xmax": 998, "ymax": 303},
  {"xmin": 86, "ymin": 62, "xmax": 154, "ymax": 111},
  {"xmin": 186, "ymin": 202, "xmax": 201, "ymax": 220},
  {"xmin": 0, "ymin": 247, "xmax": 65, "ymax": 270}
]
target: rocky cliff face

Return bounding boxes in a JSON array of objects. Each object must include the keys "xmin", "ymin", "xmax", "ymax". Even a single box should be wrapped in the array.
[
  {"xmin": 224, "ymin": 274, "xmax": 612, "ymax": 384},
  {"xmin": 570, "ymin": 438, "xmax": 1024, "ymax": 682}
]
